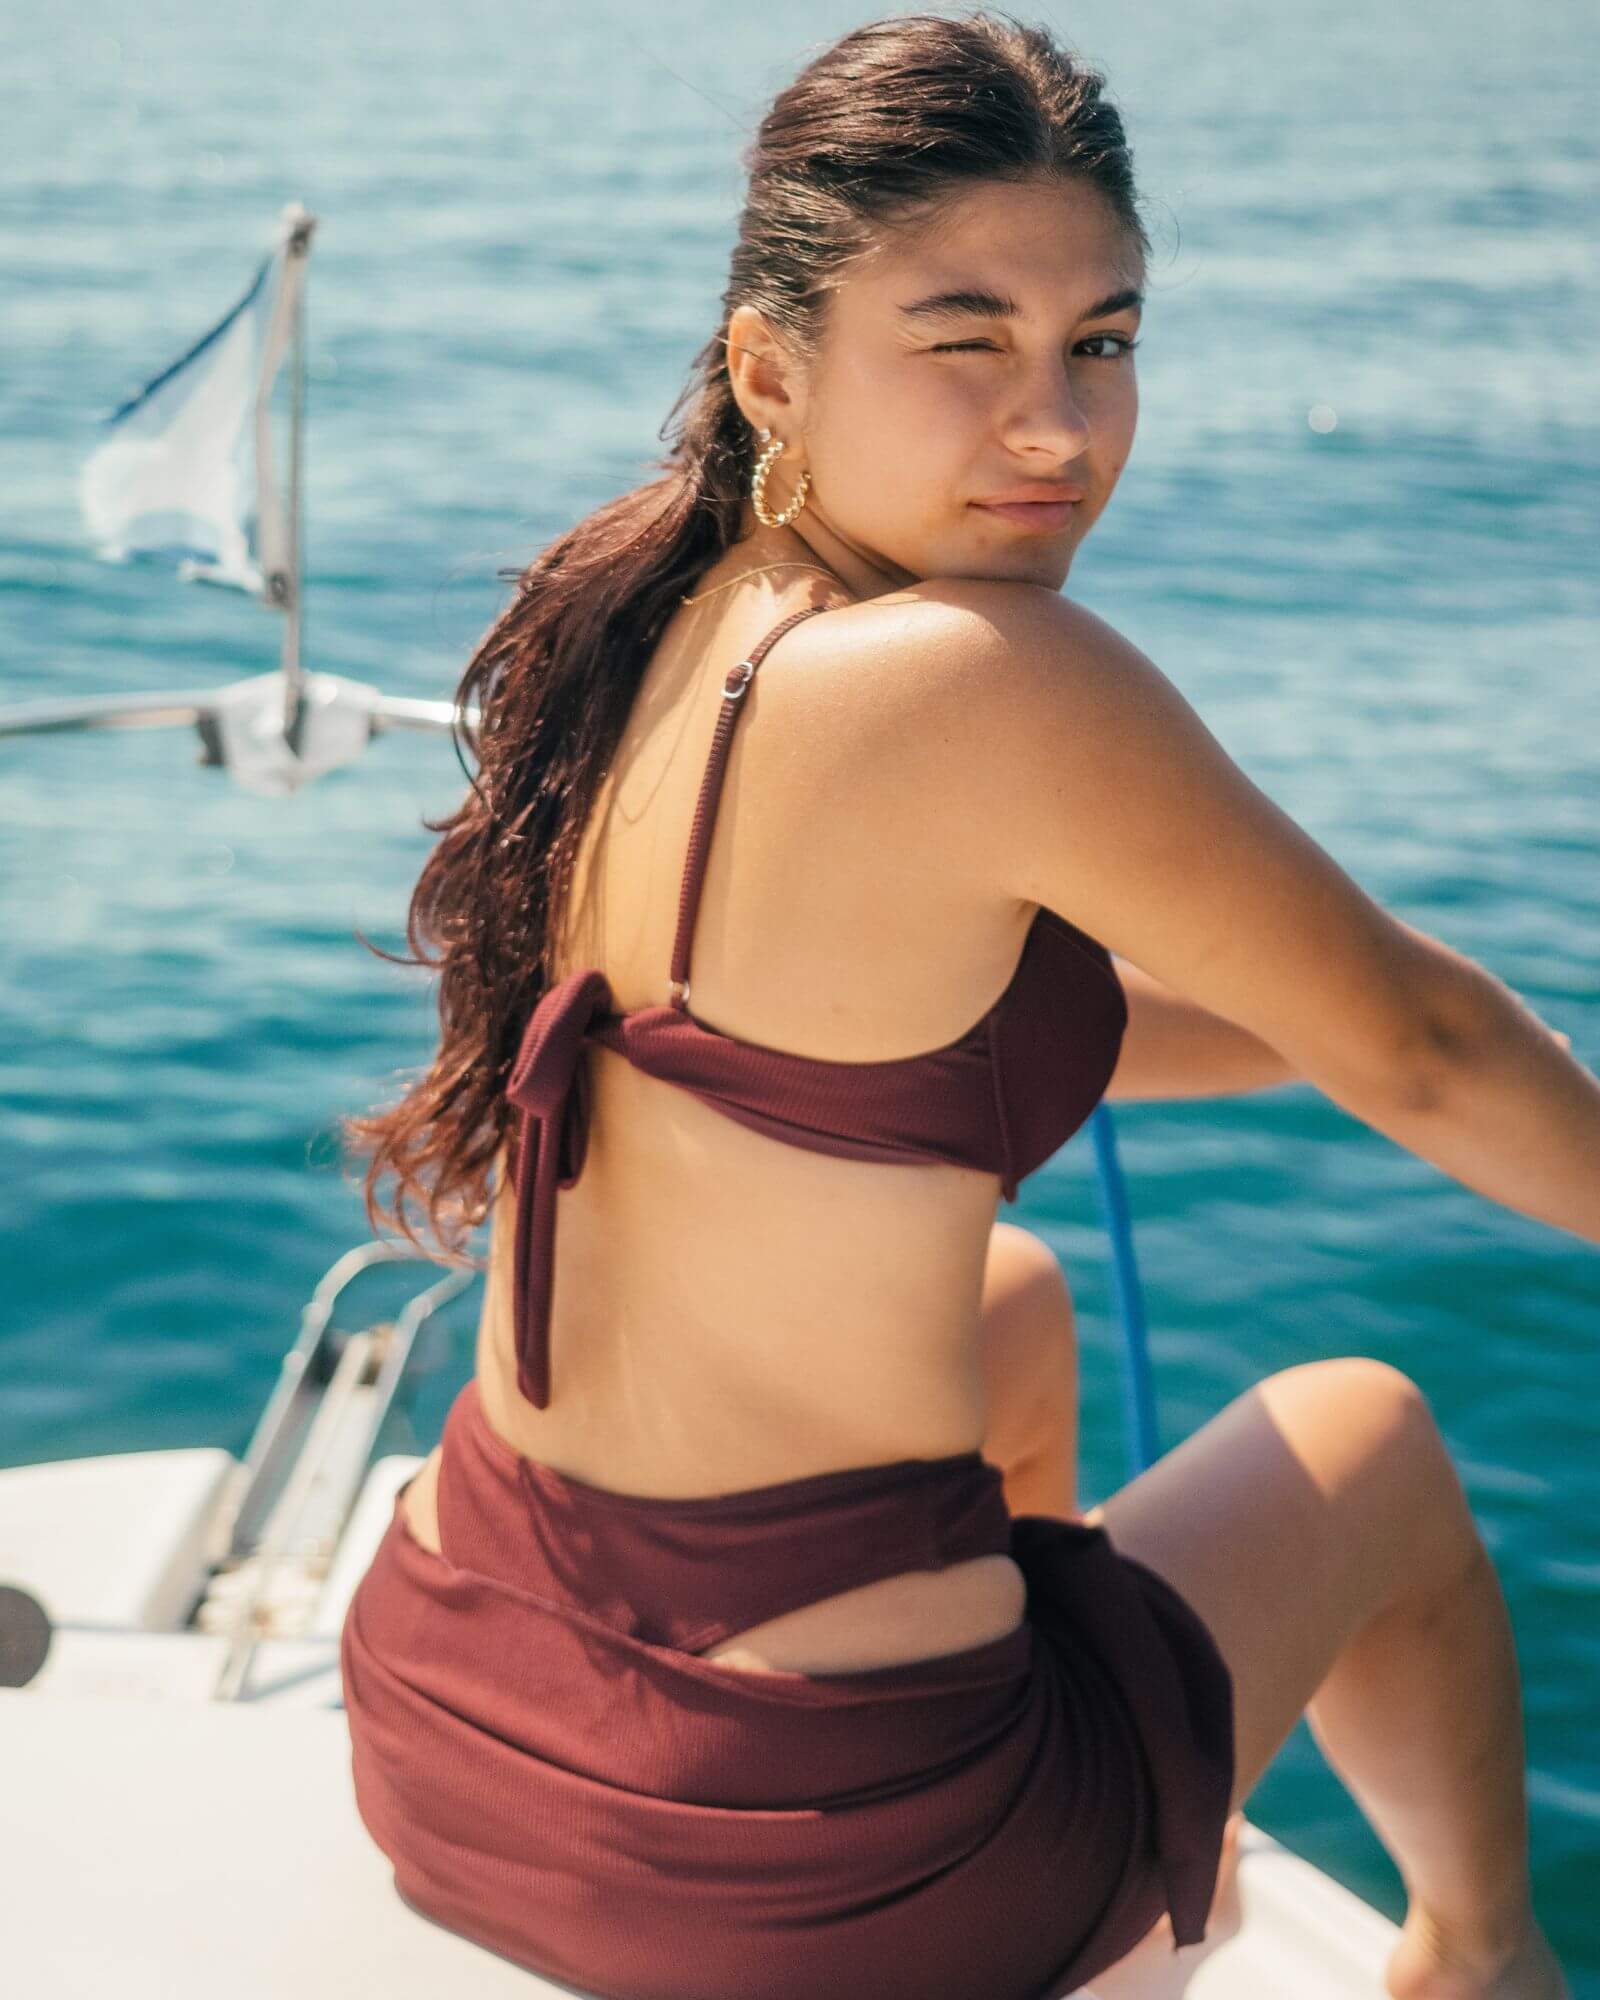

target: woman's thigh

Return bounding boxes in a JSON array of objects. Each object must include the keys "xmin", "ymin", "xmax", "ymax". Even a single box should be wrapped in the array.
[{"xmin": 1081, "ymin": 1356, "xmax": 1469, "ymax": 1814}]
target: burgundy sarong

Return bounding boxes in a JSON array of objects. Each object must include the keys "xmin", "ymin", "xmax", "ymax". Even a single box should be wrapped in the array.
[{"xmin": 339, "ymin": 1378, "xmax": 1234, "ymax": 2000}]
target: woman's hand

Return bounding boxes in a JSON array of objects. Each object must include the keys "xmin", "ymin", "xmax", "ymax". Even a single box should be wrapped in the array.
[{"xmin": 1508, "ymin": 986, "xmax": 1573, "ymax": 1054}]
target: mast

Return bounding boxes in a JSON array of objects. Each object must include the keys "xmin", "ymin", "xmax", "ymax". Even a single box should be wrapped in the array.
[
  {"xmin": 8, "ymin": 198, "xmax": 485, "ymax": 764},
  {"xmin": 273, "ymin": 206, "xmax": 317, "ymax": 751}
]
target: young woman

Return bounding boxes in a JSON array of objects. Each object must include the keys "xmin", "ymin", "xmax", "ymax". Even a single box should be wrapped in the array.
[{"xmin": 339, "ymin": 14, "xmax": 1591, "ymax": 1997}]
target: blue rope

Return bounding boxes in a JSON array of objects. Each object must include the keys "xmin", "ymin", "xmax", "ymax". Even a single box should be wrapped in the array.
[{"xmin": 1087, "ymin": 1103, "xmax": 1161, "ymax": 1479}]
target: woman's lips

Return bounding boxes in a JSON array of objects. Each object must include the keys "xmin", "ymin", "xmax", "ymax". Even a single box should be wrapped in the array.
[{"xmin": 971, "ymin": 499, "xmax": 1080, "ymax": 531}]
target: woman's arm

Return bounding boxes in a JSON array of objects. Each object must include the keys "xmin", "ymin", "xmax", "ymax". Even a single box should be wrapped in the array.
[
  {"xmin": 1105, "ymin": 931, "xmax": 1570, "ymax": 1106},
  {"xmin": 882, "ymin": 581, "xmax": 1600, "ymax": 1245},
  {"xmin": 1104, "ymin": 956, "xmax": 1299, "ymax": 1101}
]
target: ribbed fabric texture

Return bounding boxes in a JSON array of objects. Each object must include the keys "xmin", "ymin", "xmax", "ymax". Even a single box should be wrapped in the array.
[
  {"xmin": 444, "ymin": 1381, "xmax": 1014, "ymax": 1655},
  {"xmin": 339, "ymin": 1376, "xmax": 1236, "ymax": 1999},
  {"xmin": 506, "ymin": 604, "xmax": 1129, "ymax": 1409}
]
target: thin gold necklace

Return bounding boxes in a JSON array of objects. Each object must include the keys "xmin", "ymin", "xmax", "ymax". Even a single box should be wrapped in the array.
[{"xmin": 680, "ymin": 560, "xmax": 848, "ymax": 606}]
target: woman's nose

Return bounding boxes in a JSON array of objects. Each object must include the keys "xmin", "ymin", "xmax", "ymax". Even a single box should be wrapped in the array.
[{"xmin": 1000, "ymin": 368, "xmax": 1091, "ymax": 460}]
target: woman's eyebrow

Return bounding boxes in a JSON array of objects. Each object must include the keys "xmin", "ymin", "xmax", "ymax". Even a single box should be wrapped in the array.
[{"xmin": 896, "ymin": 284, "xmax": 1144, "ymax": 323}]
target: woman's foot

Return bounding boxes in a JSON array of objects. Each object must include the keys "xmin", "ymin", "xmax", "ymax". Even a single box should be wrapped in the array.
[{"xmin": 1384, "ymin": 1904, "xmax": 1570, "ymax": 1999}]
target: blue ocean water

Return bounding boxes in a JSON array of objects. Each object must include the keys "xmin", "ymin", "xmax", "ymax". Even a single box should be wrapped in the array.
[{"xmin": 3, "ymin": 0, "xmax": 1596, "ymax": 1982}]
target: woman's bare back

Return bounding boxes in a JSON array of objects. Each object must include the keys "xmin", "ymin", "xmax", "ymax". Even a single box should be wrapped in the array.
[{"xmin": 412, "ymin": 581, "xmax": 1053, "ymax": 1673}]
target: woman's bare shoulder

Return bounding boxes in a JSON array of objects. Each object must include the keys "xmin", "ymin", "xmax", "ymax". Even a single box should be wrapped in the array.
[
  {"xmin": 817, "ymin": 577, "xmax": 1125, "ymax": 708},
  {"xmin": 831, "ymin": 574, "xmax": 1075, "ymax": 645},
  {"xmin": 827, "ymin": 578, "xmax": 1459, "ymax": 1120},
  {"xmin": 792, "ymin": 580, "xmax": 1137, "ymax": 811}
]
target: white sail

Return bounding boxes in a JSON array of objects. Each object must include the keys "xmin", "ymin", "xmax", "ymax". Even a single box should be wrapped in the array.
[{"xmin": 78, "ymin": 208, "xmax": 306, "ymax": 599}]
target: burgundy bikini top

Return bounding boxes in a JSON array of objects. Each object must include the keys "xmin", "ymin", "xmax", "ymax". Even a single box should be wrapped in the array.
[{"xmin": 506, "ymin": 604, "xmax": 1128, "ymax": 1409}]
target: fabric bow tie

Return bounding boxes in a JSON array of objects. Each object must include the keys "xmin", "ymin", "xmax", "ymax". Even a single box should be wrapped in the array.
[{"xmin": 505, "ymin": 968, "xmax": 617, "ymax": 1409}]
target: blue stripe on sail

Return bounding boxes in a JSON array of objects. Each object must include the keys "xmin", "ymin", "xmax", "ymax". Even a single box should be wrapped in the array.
[
  {"xmin": 100, "ymin": 249, "xmax": 275, "ymax": 430},
  {"xmin": 99, "ymin": 509, "xmax": 241, "ymax": 566}
]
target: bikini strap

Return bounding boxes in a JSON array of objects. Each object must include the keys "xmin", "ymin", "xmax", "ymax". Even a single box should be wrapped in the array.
[{"xmin": 666, "ymin": 603, "xmax": 833, "ymax": 1012}]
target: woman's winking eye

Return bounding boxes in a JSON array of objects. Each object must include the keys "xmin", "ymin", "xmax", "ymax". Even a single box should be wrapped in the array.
[{"xmin": 929, "ymin": 333, "xmax": 1141, "ymax": 357}]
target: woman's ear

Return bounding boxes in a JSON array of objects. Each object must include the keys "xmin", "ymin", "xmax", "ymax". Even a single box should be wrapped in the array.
[{"xmin": 725, "ymin": 303, "xmax": 806, "ymax": 440}]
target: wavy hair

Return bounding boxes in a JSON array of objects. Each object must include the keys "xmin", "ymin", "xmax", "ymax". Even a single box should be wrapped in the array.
[{"xmin": 338, "ymin": 9, "xmax": 1152, "ymax": 1269}]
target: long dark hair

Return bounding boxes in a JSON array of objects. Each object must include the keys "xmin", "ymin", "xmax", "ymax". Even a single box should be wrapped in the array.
[{"xmin": 339, "ymin": 9, "xmax": 1152, "ymax": 1269}]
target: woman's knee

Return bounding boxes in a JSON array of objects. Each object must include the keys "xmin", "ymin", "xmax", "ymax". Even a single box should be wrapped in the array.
[
  {"xmin": 979, "ymin": 1224, "xmax": 1078, "ymax": 1498},
  {"xmin": 1081, "ymin": 1356, "xmax": 1466, "ymax": 1803},
  {"xmin": 1254, "ymin": 1356, "xmax": 1474, "ymax": 1601},
  {"xmin": 1258, "ymin": 1358, "xmax": 1444, "ymax": 1505},
  {"xmin": 1087, "ymin": 1355, "xmax": 1452, "ymax": 1638},
  {"xmin": 980, "ymin": 1227, "xmax": 1076, "ymax": 1407},
  {"xmin": 983, "ymin": 1219, "xmax": 1071, "ymax": 1305},
  {"xmin": 1269, "ymin": 1353, "xmax": 1428, "ymax": 1417}
]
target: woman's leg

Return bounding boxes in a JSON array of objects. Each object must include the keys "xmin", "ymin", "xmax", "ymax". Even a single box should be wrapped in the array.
[
  {"xmin": 977, "ymin": 1221, "xmax": 1080, "ymax": 1520},
  {"xmin": 1080, "ymin": 1358, "xmax": 1567, "ymax": 1999},
  {"xmin": 976, "ymin": 1222, "xmax": 1245, "ymax": 1938}
]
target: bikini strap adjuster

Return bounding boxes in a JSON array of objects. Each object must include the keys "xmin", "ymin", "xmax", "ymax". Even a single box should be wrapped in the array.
[
  {"xmin": 722, "ymin": 660, "xmax": 755, "ymax": 701},
  {"xmin": 667, "ymin": 976, "xmax": 691, "ymax": 1010}
]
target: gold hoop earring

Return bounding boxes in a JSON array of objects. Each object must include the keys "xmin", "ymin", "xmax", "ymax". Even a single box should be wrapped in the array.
[{"xmin": 750, "ymin": 426, "xmax": 811, "ymax": 529}]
